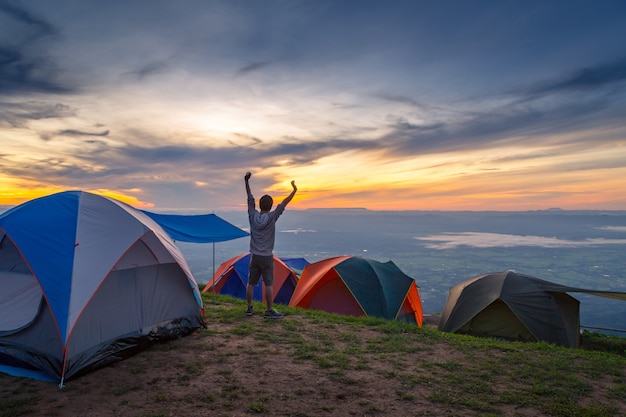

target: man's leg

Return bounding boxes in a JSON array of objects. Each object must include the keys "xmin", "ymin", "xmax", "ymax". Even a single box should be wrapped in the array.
[
  {"xmin": 246, "ymin": 284, "xmax": 255, "ymax": 307},
  {"xmin": 246, "ymin": 255, "xmax": 261, "ymax": 316},
  {"xmin": 263, "ymin": 284, "xmax": 283, "ymax": 318},
  {"xmin": 259, "ymin": 256, "xmax": 283, "ymax": 318},
  {"xmin": 265, "ymin": 285, "xmax": 274, "ymax": 312}
]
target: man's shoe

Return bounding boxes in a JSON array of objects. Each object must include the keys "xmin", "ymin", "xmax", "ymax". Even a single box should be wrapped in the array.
[
  {"xmin": 264, "ymin": 309, "xmax": 284, "ymax": 319},
  {"xmin": 245, "ymin": 305, "xmax": 254, "ymax": 316}
]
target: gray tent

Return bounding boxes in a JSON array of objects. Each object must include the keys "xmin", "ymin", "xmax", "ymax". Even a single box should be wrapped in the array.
[{"xmin": 438, "ymin": 270, "xmax": 626, "ymax": 348}]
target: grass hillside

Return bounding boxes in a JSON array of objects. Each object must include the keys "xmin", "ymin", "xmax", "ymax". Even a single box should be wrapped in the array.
[{"xmin": 1, "ymin": 293, "xmax": 625, "ymax": 417}]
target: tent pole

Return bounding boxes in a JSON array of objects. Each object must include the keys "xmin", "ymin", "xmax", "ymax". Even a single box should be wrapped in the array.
[{"xmin": 210, "ymin": 242, "xmax": 215, "ymax": 299}]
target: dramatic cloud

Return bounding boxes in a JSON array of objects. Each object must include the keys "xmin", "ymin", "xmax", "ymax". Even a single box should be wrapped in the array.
[
  {"xmin": 0, "ymin": 2, "xmax": 72, "ymax": 94},
  {"xmin": 57, "ymin": 129, "xmax": 109, "ymax": 137},
  {"xmin": 0, "ymin": 101, "xmax": 75, "ymax": 127},
  {"xmin": 523, "ymin": 58, "xmax": 626, "ymax": 97},
  {"xmin": 380, "ymin": 60, "xmax": 626, "ymax": 154}
]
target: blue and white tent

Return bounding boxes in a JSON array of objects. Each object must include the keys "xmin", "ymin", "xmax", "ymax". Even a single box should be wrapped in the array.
[{"xmin": 0, "ymin": 191, "xmax": 237, "ymax": 384}]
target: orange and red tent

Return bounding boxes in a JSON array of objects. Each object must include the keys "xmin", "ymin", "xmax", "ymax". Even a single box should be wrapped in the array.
[{"xmin": 289, "ymin": 256, "xmax": 422, "ymax": 326}]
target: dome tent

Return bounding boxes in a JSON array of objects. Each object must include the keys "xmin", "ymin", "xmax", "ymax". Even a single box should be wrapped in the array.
[
  {"xmin": 0, "ymin": 191, "xmax": 205, "ymax": 384},
  {"xmin": 202, "ymin": 252, "xmax": 301, "ymax": 305},
  {"xmin": 438, "ymin": 270, "xmax": 626, "ymax": 347},
  {"xmin": 289, "ymin": 256, "xmax": 422, "ymax": 326}
]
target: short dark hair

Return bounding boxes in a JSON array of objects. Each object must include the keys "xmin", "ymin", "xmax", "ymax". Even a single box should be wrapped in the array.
[{"xmin": 259, "ymin": 194, "xmax": 273, "ymax": 211}]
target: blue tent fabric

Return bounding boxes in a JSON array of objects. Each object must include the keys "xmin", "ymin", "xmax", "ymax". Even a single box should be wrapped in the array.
[
  {"xmin": 0, "ymin": 364, "xmax": 58, "ymax": 383},
  {"xmin": 217, "ymin": 253, "xmax": 263, "ymax": 301},
  {"xmin": 0, "ymin": 192, "xmax": 79, "ymax": 340},
  {"xmin": 141, "ymin": 211, "xmax": 248, "ymax": 243},
  {"xmin": 280, "ymin": 257, "xmax": 310, "ymax": 276}
]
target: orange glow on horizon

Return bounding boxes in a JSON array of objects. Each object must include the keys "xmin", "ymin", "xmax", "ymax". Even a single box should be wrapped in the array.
[
  {"xmin": 0, "ymin": 179, "xmax": 67, "ymax": 206},
  {"xmin": 2, "ymin": 145, "xmax": 625, "ymax": 212},
  {"xmin": 91, "ymin": 189, "xmax": 155, "ymax": 209},
  {"xmin": 259, "ymin": 143, "xmax": 626, "ymax": 211},
  {"xmin": 3, "ymin": 184, "xmax": 625, "ymax": 212},
  {"xmin": 0, "ymin": 180, "xmax": 155, "ymax": 210}
]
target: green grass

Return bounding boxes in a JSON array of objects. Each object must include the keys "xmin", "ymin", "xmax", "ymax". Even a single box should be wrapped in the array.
[
  {"xmin": 0, "ymin": 397, "xmax": 38, "ymax": 417},
  {"xmin": 201, "ymin": 295, "xmax": 626, "ymax": 416},
  {"xmin": 1, "ymin": 293, "xmax": 625, "ymax": 417}
]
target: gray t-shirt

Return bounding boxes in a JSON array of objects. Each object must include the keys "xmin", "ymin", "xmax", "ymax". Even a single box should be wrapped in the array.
[{"xmin": 247, "ymin": 195, "xmax": 286, "ymax": 256}]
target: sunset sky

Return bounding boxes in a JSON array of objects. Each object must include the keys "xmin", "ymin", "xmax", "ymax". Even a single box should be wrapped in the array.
[{"xmin": 1, "ymin": 0, "xmax": 626, "ymax": 212}]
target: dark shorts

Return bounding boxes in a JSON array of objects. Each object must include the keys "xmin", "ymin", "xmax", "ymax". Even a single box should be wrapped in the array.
[{"xmin": 248, "ymin": 254, "xmax": 275, "ymax": 286}]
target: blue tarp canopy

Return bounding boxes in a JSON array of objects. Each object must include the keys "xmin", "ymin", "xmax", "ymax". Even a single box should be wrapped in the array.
[{"xmin": 141, "ymin": 211, "xmax": 248, "ymax": 243}]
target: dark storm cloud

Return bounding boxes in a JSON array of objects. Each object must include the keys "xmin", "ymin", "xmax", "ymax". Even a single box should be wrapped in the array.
[{"xmin": 0, "ymin": 2, "xmax": 73, "ymax": 94}]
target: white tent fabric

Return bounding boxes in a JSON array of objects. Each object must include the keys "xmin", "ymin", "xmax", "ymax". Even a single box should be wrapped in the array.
[{"xmin": 0, "ymin": 272, "xmax": 42, "ymax": 332}]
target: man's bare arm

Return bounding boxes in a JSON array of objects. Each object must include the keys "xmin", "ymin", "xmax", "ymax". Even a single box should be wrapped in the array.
[
  {"xmin": 281, "ymin": 180, "xmax": 297, "ymax": 206},
  {"xmin": 244, "ymin": 172, "xmax": 252, "ymax": 197}
]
